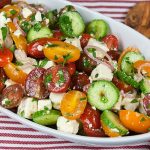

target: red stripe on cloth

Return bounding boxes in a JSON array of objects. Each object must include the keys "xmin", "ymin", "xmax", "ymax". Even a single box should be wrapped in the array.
[
  {"xmin": 86, "ymin": 5, "xmax": 131, "ymax": 8},
  {"xmin": 0, "ymin": 127, "xmax": 36, "ymax": 131},
  {"xmin": 69, "ymin": 0, "xmax": 148, "ymax": 2},
  {"xmin": 0, "ymin": 121, "xmax": 21, "ymax": 124}
]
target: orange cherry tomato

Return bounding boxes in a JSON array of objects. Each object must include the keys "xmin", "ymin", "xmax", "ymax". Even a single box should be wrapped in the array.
[
  {"xmin": 0, "ymin": 5, "xmax": 20, "ymax": 18},
  {"xmin": 3, "ymin": 62, "xmax": 27, "ymax": 85},
  {"xmin": 43, "ymin": 41, "xmax": 80, "ymax": 63},
  {"xmin": 0, "ymin": 47, "xmax": 13, "ymax": 67},
  {"xmin": 118, "ymin": 47, "xmax": 139, "ymax": 70},
  {"xmin": 119, "ymin": 110, "xmax": 150, "ymax": 133},
  {"xmin": 60, "ymin": 90, "xmax": 87, "ymax": 120},
  {"xmin": 134, "ymin": 60, "xmax": 150, "ymax": 76},
  {"xmin": 7, "ymin": 22, "xmax": 27, "ymax": 52}
]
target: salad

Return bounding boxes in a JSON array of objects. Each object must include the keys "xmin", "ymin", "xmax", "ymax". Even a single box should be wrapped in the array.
[{"xmin": 0, "ymin": 0, "xmax": 150, "ymax": 138}]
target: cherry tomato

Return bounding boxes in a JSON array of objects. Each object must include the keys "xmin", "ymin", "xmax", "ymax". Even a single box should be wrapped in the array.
[
  {"xmin": 66, "ymin": 63, "xmax": 76, "ymax": 75},
  {"xmin": 7, "ymin": 22, "xmax": 27, "ymax": 52},
  {"xmin": 76, "ymin": 53, "xmax": 97, "ymax": 75},
  {"xmin": 70, "ymin": 73, "xmax": 90, "ymax": 91},
  {"xmin": 27, "ymin": 38, "xmax": 59, "ymax": 59},
  {"xmin": 25, "ymin": 68, "xmax": 49, "ymax": 99},
  {"xmin": 80, "ymin": 104, "xmax": 105, "ymax": 137},
  {"xmin": 134, "ymin": 60, "xmax": 150, "ymax": 77},
  {"xmin": 142, "ymin": 94, "xmax": 150, "ymax": 116},
  {"xmin": 43, "ymin": 65, "xmax": 71, "ymax": 93},
  {"xmin": 119, "ymin": 110, "xmax": 150, "ymax": 133},
  {"xmin": 1, "ymin": 84, "xmax": 24, "ymax": 109},
  {"xmin": 0, "ymin": 47, "xmax": 13, "ymax": 67},
  {"xmin": 43, "ymin": 41, "xmax": 80, "ymax": 63},
  {"xmin": 0, "ymin": 82, "xmax": 5, "ymax": 93},
  {"xmin": 112, "ymin": 76, "xmax": 134, "ymax": 93},
  {"xmin": 61, "ymin": 90, "xmax": 87, "ymax": 120},
  {"xmin": 80, "ymin": 33, "xmax": 91, "ymax": 48},
  {"xmin": 106, "ymin": 50, "xmax": 120, "ymax": 61},
  {"xmin": 3, "ymin": 62, "xmax": 27, "ymax": 85},
  {"xmin": 0, "ymin": 0, "xmax": 11, "ymax": 9},
  {"xmin": 0, "ymin": 68, "xmax": 7, "ymax": 81},
  {"xmin": 102, "ymin": 35, "xmax": 118, "ymax": 51},
  {"xmin": 53, "ymin": 30, "xmax": 64, "ymax": 40}
]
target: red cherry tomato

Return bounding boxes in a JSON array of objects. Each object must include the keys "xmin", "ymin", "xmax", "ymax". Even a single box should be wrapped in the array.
[
  {"xmin": 0, "ymin": 0, "xmax": 11, "ymax": 9},
  {"xmin": 106, "ymin": 50, "xmax": 120, "ymax": 61},
  {"xmin": 112, "ymin": 77, "xmax": 134, "ymax": 93},
  {"xmin": 71, "ymin": 73, "xmax": 90, "ymax": 91},
  {"xmin": 0, "ymin": 47, "xmax": 13, "ymax": 67},
  {"xmin": 0, "ymin": 82, "xmax": 5, "ymax": 93},
  {"xmin": 102, "ymin": 35, "xmax": 118, "ymax": 51},
  {"xmin": 27, "ymin": 38, "xmax": 59, "ymax": 59},
  {"xmin": 53, "ymin": 30, "xmax": 64, "ymax": 40},
  {"xmin": 66, "ymin": 63, "xmax": 76, "ymax": 75},
  {"xmin": 80, "ymin": 104, "xmax": 105, "ymax": 137},
  {"xmin": 43, "ymin": 65, "xmax": 71, "ymax": 93},
  {"xmin": 142, "ymin": 94, "xmax": 150, "ymax": 116},
  {"xmin": 80, "ymin": 33, "xmax": 91, "ymax": 48}
]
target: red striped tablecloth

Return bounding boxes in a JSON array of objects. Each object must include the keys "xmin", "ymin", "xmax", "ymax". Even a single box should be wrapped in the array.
[{"xmin": 1, "ymin": 0, "xmax": 150, "ymax": 150}]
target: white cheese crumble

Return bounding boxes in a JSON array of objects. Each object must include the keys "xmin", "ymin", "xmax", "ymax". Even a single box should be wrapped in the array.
[
  {"xmin": 0, "ymin": 12, "xmax": 7, "ymax": 28},
  {"xmin": 39, "ymin": 60, "xmax": 55, "ymax": 69},
  {"xmin": 37, "ymin": 45, "xmax": 43, "ymax": 51},
  {"xmin": 92, "ymin": 106, "xmax": 96, "ymax": 110},
  {"xmin": 14, "ymin": 29, "xmax": 22, "ymax": 37},
  {"xmin": 35, "ymin": 11, "xmax": 42, "ymax": 22},
  {"xmin": 38, "ymin": 99, "xmax": 52, "ymax": 111},
  {"xmin": 22, "ymin": 7, "xmax": 32, "ymax": 19},
  {"xmin": 57, "ymin": 116, "xmax": 79, "ymax": 134},
  {"xmin": 5, "ymin": 79, "xmax": 16, "ymax": 87}
]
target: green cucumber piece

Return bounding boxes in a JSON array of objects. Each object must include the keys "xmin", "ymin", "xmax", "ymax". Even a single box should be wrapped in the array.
[
  {"xmin": 86, "ymin": 19, "xmax": 108, "ymax": 40},
  {"xmin": 140, "ymin": 78, "xmax": 150, "ymax": 94},
  {"xmin": 27, "ymin": 26, "xmax": 53, "ymax": 42},
  {"xmin": 59, "ymin": 11, "xmax": 85, "ymax": 37},
  {"xmin": 32, "ymin": 110, "xmax": 61, "ymax": 126},
  {"xmin": 121, "ymin": 51, "xmax": 144, "ymax": 75},
  {"xmin": 87, "ymin": 80, "xmax": 119, "ymax": 110},
  {"xmin": 101, "ymin": 110, "xmax": 129, "ymax": 136},
  {"xmin": 116, "ymin": 71, "xmax": 139, "ymax": 88}
]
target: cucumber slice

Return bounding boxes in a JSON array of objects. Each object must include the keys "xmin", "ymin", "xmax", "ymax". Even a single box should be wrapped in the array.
[
  {"xmin": 116, "ymin": 71, "xmax": 139, "ymax": 88},
  {"xmin": 32, "ymin": 110, "xmax": 61, "ymax": 126},
  {"xmin": 86, "ymin": 19, "xmax": 108, "ymax": 40},
  {"xmin": 101, "ymin": 110, "xmax": 129, "ymax": 136},
  {"xmin": 140, "ymin": 78, "xmax": 150, "ymax": 94},
  {"xmin": 121, "ymin": 51, "xmax": 144, "ymax": 75},
  {"xmin": 87, "ymin": 80, "xmax": 119, "ymax": 110},
  {"xmin": 59, "ymin": 11, "xmax": 85, "ymax": 37},
  {"xmin": 27, "ymin": 26, "xmax": 53, "ymax": 42}
]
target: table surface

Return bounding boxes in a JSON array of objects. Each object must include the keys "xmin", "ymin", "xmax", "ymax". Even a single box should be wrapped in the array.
[{"xmin": 1, "ymin": 0, "xmax": 150, "ymax": 150}]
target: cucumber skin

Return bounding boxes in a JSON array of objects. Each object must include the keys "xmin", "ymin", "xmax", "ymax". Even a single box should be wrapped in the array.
[
  {"xmin": 87, "ymin": 80, "xmax": 119, "ymax": 110},
  {"xmin": 86, "ymin": 19, "xmax": 108, "ymax": 40},
  {"xmin": 140, "ymin": 78, "xmax": 150, "ymax": 94},
  {"xmin": 116, "ymin": 71, "xmax": 139, "ymax": 88},
  {"xmin": 59, "ymin": 11, "xmax": 85, "ymax": 37},
  {"xmin": 33, "ymin": 110, "xmax": 61, "ymax": 126},
  {"xmin": 101, "ymin": 110, "xmax": 129, "ymax": 136},
  {"xmin": 27, "ymin": 27, "xmax": 53, "ymax": 42}
]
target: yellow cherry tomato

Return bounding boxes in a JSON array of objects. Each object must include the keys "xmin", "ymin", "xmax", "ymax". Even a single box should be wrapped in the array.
[
  {"xmin": 119, "ymin": 110, "xmax": 150, "ymax": 133},
  {"xmin": 60, "ymin": 90, "xmax": 87, "ymax": 120},
  {"xmin": 3, "ymin": 62, "xmax": 27, "ymax": 85},
  {"xmin": 7, "ymin": 22, "xmax": 27, "ymax": 52},
  {"xmin": 43, "ymin": 41, "xmax": 80, "ymax": 63}
]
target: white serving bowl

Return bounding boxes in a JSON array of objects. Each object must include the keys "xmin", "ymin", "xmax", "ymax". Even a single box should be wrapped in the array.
[{"xmin": 1, "ymin": 0, "xmax": 150, "ymax": 147}]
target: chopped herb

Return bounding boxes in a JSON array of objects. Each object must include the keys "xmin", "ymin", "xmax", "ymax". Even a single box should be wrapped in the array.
[
  {"xmin": 125, "ymin": 57, "xmax": 132, "ymax": 64},
  {"xmin": 30, "ymin": 14, "xmax": 35, "ymax": 21},
  {"xmin": 131, "ymin": 99, "xmax": 138, "ymax": 103},
  {"xmin": 87, "ymin": 48, "xmax": 96, "ymax": 58},
  {"xmin": 21, "ymin": 21, "xmax": 31, "ymax": 33},
  {"xmin": 15, "ymin": 61, "xmax": 23, "ymax": 66},
  {"xmin": 54, "ymin": 55, "xmax": 58, "ymax": 60},
  {"xmin": 44, "ymin": 106, "xmax": 49, "ymax": 111},
  {"xmin": 75, "ymin": 71, "xmax": 79, "ymax": 75},
  {"xmin": 10, "ymin": 45, "xmax": 16, "ymax": 53},
  {"xmin": 33, "ymin": 22, "xmax": 42, "ymax": 32},
  {"xmin": 140, "ymin": 117, "xmax": 146, "ymax": 122},
  {"xmin": 20, "ymin": 110, "xmax": 25, "ymax": 117},
  {"xmin": 0, "ymin": 44, "xmax": 2, "ymax": 49},
  {"xmin": 83, "ymin": 58, "xmax": 90, "ymax": 67},
  {"xmin": 95, "ymin": 73, "xmax": 99, "ymax": 78},
  {"xmin": 39, "ymin": 58, "xmax": 48, "ymax": 68},
  {"xmin": 18, "ymin": 15, "xmax": 22, "ymax": 20},
  {"xmin": 46, "ymin": 43, "xmax": 58, "ymax": 47},
  {"xmin": 32, "ymin": 98, "xmax": 37, "ymax": 102},
  {"xmin": 10, "ymin": 9, "xmax": 17, "ymax": 15},
  {"xmin": 41, "ymin": 14, "xmax": 46, "ymax": 19},
  {"xmin": 1, "ymin": 27, "xmax": 7, "ymax": 41},
  {"xmin": 44, "ymin": 73, "xmax": 52, "ymax": 85},
  {"xmin": 5, "ymin": 99, "xmax": 11, "ymax": 106},
  {"xmin": 57, "ymin": 70, "xmax": 65, "ymax": 85},
  {"xmin": 63, "ymin": 53, "xmax": 72, "ymax": 65},
  {"xmin": 80, "ymin": 97, "xmax": 86, "ymax": 101}
]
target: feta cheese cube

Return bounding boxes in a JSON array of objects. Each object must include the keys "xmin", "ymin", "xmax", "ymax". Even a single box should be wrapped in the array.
[
  {"xmin": 18, "ymin": 63, "xmax": 35, "ymax": 74},
  {"xmin": 90, "ymin": 63, "xmax": 113, "ymax": 81},
  {"xmin": 17, "ymin": 97, "xmax": 38, "ymax": 119},
  {"xmin": 5, "ymin": 79, "xmax": 16, "ymax": 87},
  {"xmin": 38, "ymin": 99, "xmax": 52, "ymax": 111},
  {"xmin": 35, "ymin": 11, "xmax": 42, "ymax": 22},
  {"xmin": 0, "ymin": 12, "xmax": 7, "ymax": 27},
  {"xmin": 57, "ymin": 116, "xmax": 79, "ymax": 134},
  {"xmin": 39, "ymin": 60, "xmax": 55, "ymax": 69},
  {"xmin": 49, "ymin": 92, "xmax": 65, "ymax": 110},
  {"xmin": 37, "ymin": 45, "xmax": 43, "ymax": 51},
  {"xmin": 22, "ymin": 8, "xmax": 32, "ymax": 19},
  {"xmin": 14, "ymin": 29, "xmax": 22, "ymax": 37}
]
